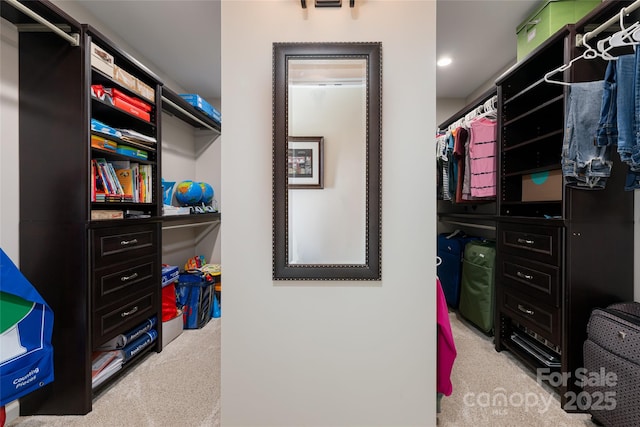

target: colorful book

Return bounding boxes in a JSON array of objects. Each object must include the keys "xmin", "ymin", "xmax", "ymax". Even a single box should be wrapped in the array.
[{"xmin": 115, "ymin": 169, "xmax": 134, "ymax": 197}]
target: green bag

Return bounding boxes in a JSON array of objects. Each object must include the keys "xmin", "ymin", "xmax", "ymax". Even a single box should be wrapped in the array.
[{"xmin": 458, "ymin": 240, "xmax": 496, "ymax": 334}]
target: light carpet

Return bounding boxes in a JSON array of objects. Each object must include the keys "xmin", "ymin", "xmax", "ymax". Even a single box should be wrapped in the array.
[
  {"xmin": 8, "ymin": 313, "xmax": 599, "ymax": 426},
  {"xmin": 439, "ymin": 312, "xmax": 596, "ymax": 427},
  {"xmin": 8, "ymin": 318, "xmax": 221, "ymax": 427}
]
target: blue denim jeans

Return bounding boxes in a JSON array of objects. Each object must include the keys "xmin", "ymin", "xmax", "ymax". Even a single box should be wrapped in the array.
[
  {"xmin": 563, "ymin": 81, "xmax": 612, "ymax": 189},
  {"xmin": 615, "ymin": 54, "xmax": 635, "ymax": 162},
  {"xmin": 597, "ymin": 54, "xmax": 640, "ymax": 191},
  {"xmin": 596, "ymin": 59, "xmax": 619, "ymax": 148}
]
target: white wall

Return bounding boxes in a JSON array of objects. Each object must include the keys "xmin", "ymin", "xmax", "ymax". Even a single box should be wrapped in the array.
[
  {"xmin": 436, "ymin": 97, "xmax": 465, "ymax": 128},
  {"xmin": 0, "ymin": 18, "xmax": 20, "ymax": 262},
  {"xmin": 221, "ymin": 2, "xmax": 436, "ymax": 426}
]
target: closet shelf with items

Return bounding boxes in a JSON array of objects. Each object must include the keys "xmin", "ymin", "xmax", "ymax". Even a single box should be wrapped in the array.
[
  {"xmin": 0, "ymin": 0, "xmax": 185, "ymax": 415},
  {"xmin": 160, "ymin": 86, "xmax": 221, "ymax": 231},
  {"xmin": 492, "ymin": 0, "xmax": 635, "ymax": 411},
  {"xmin": 162, "ymin": 86, "xmax": 221, "ymax": 135}
]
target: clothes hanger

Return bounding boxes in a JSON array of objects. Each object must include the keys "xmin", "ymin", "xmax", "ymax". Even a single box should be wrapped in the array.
[
  {"xmin": 609, "ymin": 8, "xmax": 640, "ymax": 46},
  {"xmin": 596, "ymin": 10, "xmax": 640, "ymax": 59},
  {"xmin": 543, "ymin": 32, "xmax": 601, "ymax": 86}
]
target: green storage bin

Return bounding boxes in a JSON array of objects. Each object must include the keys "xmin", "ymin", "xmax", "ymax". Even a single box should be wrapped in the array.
[{"xmin": 516, "ymin": 0, "xmax": 600, "ymax": 61}]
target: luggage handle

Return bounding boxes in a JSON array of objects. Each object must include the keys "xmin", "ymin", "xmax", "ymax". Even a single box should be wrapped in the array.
[
  {"xmin": 518, "ymin": 304, "xmax": 534, "ymax": 316},
  {"xmin": 516, "ymin": 271, "xmax": 533, "ymax": 280}
]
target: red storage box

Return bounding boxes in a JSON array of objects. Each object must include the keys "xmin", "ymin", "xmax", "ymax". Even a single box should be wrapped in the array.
[
  {"xmin": 112, "ymin": 88, "xmax": 152, "ymax": 112},
  {"xmin": 113, "ymin": 97, "xmax": 151, "ymax": 122}
]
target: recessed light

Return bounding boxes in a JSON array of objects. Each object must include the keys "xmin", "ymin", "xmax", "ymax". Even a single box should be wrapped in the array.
[{"xmin": 437, "ymin": 57, "xmax": 452, "ymax": 67}]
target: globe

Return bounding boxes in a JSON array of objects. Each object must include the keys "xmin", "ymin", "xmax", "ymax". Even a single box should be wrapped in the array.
[
  {"xmin": 199, "ymin": 182, "xmax": 214, "ymax": 205},
  {"xmin": 175, "ymin": 180, "xmax": 203, "ymax": 206}
]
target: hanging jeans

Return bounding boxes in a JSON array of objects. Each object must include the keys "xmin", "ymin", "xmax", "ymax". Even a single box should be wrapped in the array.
[
  {"xmin": 596, "ymin": 54, "xmax": 640, "ymax": 190},
  {"xmin": 562, "ymin": 81, "xmax": 612, "ymax": 189}
]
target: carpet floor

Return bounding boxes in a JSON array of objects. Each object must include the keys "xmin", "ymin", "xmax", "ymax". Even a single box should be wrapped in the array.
[
  {"xmin": 8, "ymin": 312, "xmax": 599, "ymax": 426},
  {"xmin": 439, "ymin": 312, "xmax": 596, "ymax": 427},
  {"xmin": 8, "ymin": 318, "xmax": 221, "ymax": 427}
]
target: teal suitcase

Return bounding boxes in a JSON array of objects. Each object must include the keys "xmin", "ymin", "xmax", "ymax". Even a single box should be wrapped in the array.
[{"xmin": 458, "ymin": 240, "xmax": 496, "ymax": 334}]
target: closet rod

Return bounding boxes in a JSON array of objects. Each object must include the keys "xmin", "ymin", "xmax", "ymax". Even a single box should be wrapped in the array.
[
  {"xmin": 162, "ymin": 96, "xmax": 219, "ymax": 133},
  {"xmin": 581, "ymin": 0, "xmax": 640, "ymax": 45},
  {"xmin": 161, "ymin": 220, "xmax": 220, "ymax": 231},
  {"xmin": 6, "ymin": 0, "xmax": 79, "ymax": 46},
  {"xmin": 441, "ymin": 220, "xmax": 496, "ymax": 231}
]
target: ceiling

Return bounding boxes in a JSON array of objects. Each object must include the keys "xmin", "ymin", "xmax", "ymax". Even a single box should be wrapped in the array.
[{"xmin": 74, "ymin": 0, "xmax": 541, "ymax": 101}]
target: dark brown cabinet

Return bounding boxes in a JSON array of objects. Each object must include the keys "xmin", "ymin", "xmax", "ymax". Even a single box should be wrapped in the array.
[
  {"xmin": 3, "ymin": 1, "xmax": 163, "ymax": 415},
  {"xmin": 494, "ymin": 1, "xmax": 635, "ymax": 410}
]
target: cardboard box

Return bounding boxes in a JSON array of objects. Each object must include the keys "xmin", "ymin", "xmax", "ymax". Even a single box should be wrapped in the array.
[
  {"xmin": 161, "ymin": 311, "xmax": 183, "ymax": 349},
  {"xmin": 162, "ymin": 265, "xmax": 179, "ymax": 287},
  {"xmin": 516, "ymin": 0, "xmax": 599, "ymax": 61},
  {"xmin": 113, "ymin": 65, "xmax": 138, "ymax": 93},
  {"xmin": 136, "ymin": 79, "xmax": 155, "ymax": 103},
  {"xmin": 90, "ymin": 42, "xmax": 114, "ymax": 77},
  {"xmin": 522, "ymin": 169, "xmax": 563, "ymax": 202}
]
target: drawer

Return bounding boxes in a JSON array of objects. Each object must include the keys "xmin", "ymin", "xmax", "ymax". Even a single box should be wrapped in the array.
[
  {"xmin": 501, "ymin": 290, "xmax": 560, "ymax": 344},
  {"xmin": 92, "ymin": 224, "xmax": 158, "ymax": 268},
  {"xmin": 93, "ymin": 290, "xmax": 157, "ymax": 347},
  {"xmin": 93, "ymin": 255, "xmax": 158, "ymax": 308},
  {"xmin": 500, "ymin": 253, "xmax": 561, "ymax": 307},
  {"xmin": 498, "ymin": 222, "xmax": 561, "ymax": 265}
]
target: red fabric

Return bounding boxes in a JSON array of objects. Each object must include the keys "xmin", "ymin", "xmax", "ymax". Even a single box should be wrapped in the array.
[
  {"xmin": 437, "ymin": 277, "xmax": 457, "ymax": 396},
  {"xmin": 161, "ymin": 283, "xmax": 178, "ymax": 322}
]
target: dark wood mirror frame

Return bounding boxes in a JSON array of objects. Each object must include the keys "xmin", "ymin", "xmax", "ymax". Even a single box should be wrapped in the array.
[{"xmin": 272, "ymin": 42, "xmax": 382, "ymax": 280}]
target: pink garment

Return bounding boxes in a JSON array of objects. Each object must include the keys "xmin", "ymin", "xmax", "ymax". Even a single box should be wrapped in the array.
[
  {"xmin": 469, "ymin": 118, "xmax": 497, "ymax": 198},
  {"xmin": 437, "ymin": 277, "xmax": 457, "ymax": 396}
]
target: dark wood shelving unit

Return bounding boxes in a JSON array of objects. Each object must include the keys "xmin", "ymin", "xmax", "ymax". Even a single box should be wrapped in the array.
[
  {"xmin": 4, "ymin": 1, "xmax": 166, "ymax": 414},
  {"xmin": 493, "ymin": 1, "xmax": 635, "ymax": 412}
]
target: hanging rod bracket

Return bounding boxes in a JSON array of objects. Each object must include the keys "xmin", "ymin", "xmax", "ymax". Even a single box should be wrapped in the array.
[{"xmin": 5, "ymin": 0, "xmax": 79, "ymax": 47}]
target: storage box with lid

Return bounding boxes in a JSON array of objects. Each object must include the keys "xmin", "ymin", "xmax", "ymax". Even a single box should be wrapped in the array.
[
  {"xmin": 516, "ymin": 0, "xmax": 600, "ymax": 61},
  {"xmin": 521, "ymin": 169, "xmax": 563, "ymax": 202}
]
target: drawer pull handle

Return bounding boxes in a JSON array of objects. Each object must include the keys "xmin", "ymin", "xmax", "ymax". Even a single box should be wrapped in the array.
[
  {"xmin": 120, "ymin": 272, "xmax": 139, "ymax": 282},
  {"xmin": 516, "ymin": 271, "xmax": 533, "ymax": 280},
  {"xmin": 518, "ymin": 304, "xmax": 534, "ymax": 316},
  {"xmin": 120, "ymin": 238, "xmax": 138, "ymax": 246},
  {"xmin": 121, "ymin": 306, "xmax": 139, "ymax": 317},
  {"xmin": 517, "ymin": 238, "xmax": 535, "ymax": 245}
]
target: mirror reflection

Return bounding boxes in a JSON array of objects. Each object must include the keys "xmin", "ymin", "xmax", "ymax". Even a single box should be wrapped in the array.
[
  {"xmin": 272, "ymin": 42, "xmax": 382, "ymax": 280},
  {"xmin": 287, "ymin": 59, "xmax": 367, "ymax": 265}
]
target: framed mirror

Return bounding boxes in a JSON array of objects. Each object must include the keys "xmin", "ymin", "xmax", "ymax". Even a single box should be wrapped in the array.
[{"xmin": 272, "ymin": 42, "xmax": 382, "ymax": 280}]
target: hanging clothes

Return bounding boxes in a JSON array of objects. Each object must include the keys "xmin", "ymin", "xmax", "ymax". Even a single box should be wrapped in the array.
[
  {"xmin": 562, "ymin": 81, "xmax": 612, "ymax": 190},
  {"xmin": 453, "ymin": 127, "xmax": 469, "ymax": 203},
  {"xmin": 436, "ymin": 277, "xmax": 456, "ymax": 397},
  {"xmin": 468, "ymin": 117, "xmax": 497, "ymax": 198},
  {"xmin": 596, "ymin": 52, "xmax": 640, "ymax": 191}
]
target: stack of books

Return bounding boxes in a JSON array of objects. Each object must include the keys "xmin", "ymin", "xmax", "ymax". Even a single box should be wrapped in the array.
[{"xmin": 92, "ymin": 158, "xmax": 153, "ymax": 203}]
